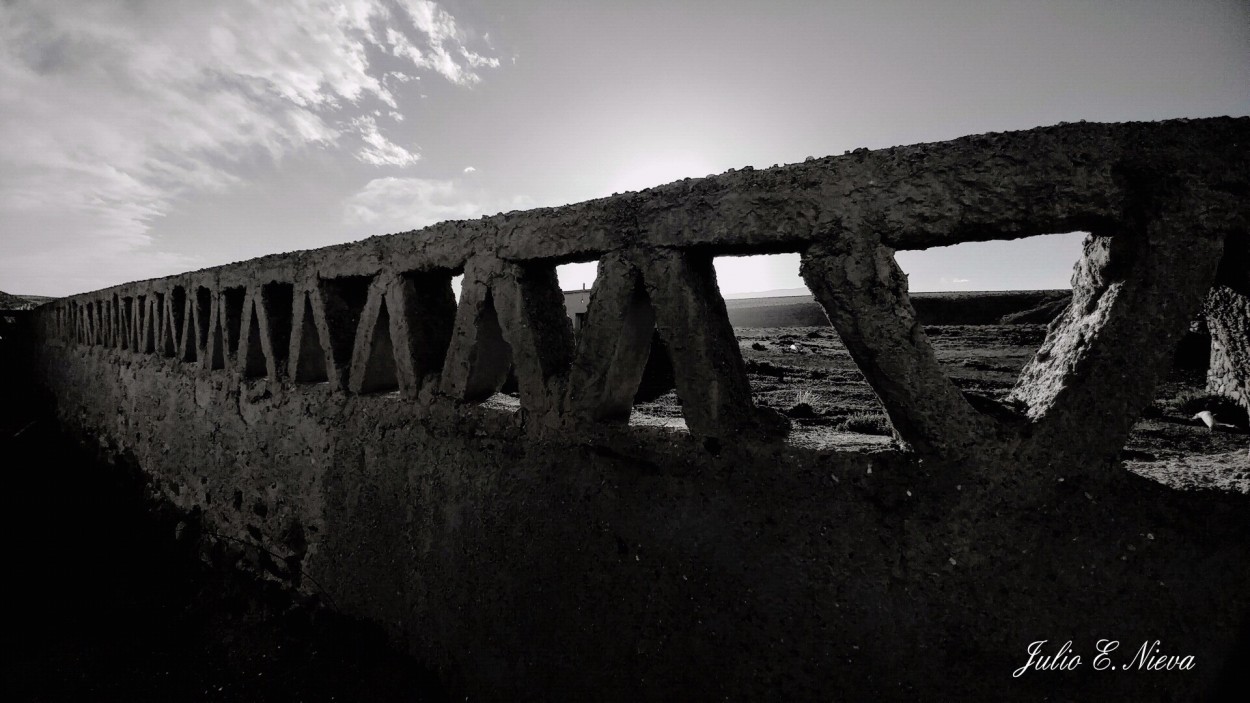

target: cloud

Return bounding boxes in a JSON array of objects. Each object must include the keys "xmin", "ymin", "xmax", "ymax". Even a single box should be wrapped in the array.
[
  {"xmin": 0, "ymin": 0, "xmax": 498, "ymax": 294},
  {"xmin": 343, "ymin": 177, "xmax": 532, "ymax": 232},
  {"xmin": 397, "ymin": 0, "xmax": 500, "ymax": 85},
  {"xmin": 940, "ymin": 277, "xmax": 972, "ymax": 285},
  {"xmin": 463, "ymin": 166, "xmax": 477, "ymax": 173},
  {"xmin": 353, "ymin": 116, "xmax": 420, "ymax": 166}
]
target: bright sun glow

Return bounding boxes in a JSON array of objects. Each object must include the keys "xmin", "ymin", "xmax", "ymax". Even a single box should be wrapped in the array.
[{"xmin": 606, "ymin": 153, "xmax": 719, "ymax": 194}]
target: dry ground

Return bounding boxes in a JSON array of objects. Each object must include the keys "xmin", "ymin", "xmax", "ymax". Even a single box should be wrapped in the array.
[{"xmin": 624, "ymin": 325, "xmax": 1249, "ymax": 487}]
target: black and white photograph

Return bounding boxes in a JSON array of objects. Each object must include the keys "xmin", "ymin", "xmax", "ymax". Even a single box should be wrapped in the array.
[{"xmin": 1, "ymin": 0, "xmax": 1248, "ymax": 700}]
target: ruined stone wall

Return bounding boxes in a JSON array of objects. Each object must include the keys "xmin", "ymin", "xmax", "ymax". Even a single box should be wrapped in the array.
[{"xmin": 25, "ymin": 118, "xmax": 1250, "ymax": 699}]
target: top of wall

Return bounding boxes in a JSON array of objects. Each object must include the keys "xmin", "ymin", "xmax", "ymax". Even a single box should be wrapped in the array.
[{"xmin": 44, "ymin": 117, "xmax": 1250, "ymax": 301}]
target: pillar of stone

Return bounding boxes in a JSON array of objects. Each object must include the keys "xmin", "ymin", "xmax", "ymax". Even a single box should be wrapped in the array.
[
  {"xmin": 491, "ymin": 262, "xmax": 576, "ymax": 423},
  {"xmin": 440, "ymin": 256, "xmax": 575, "ymax": 425},
  {"xmin": 439, "ymin": 265, "xmax": 511, "ymax": 402},
  {"xmin": 639, "ymin": 248, "xmax": 789, "ymax": 442},
  {"xmin": 1205, "ymin": 285, "xmax": 1250, "ymax": 413},
  {"xmin": 1010, "ymin": 218, "xmax": 1225, "ymax": 471},
  {"xmin": 800, "ymin": 237, "xmax": 997, "ymax": 460},
  {"xmin": 354, "ymin": 272, "xmax": 457, "ymax": 399},
  {"xmin": 564, "ymin": 253, "xmax": 656, "ymax": 424}
]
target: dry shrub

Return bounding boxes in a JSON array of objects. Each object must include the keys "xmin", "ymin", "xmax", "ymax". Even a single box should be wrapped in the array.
[{"xmin": 842, "ymin": 412, "xmax": 893, "ymax": 436}]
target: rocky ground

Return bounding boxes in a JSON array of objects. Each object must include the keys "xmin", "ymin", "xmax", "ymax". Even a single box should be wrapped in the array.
[{"xmin": 630, "ymin": 325, "xmax": 1249, "ymax": 479}]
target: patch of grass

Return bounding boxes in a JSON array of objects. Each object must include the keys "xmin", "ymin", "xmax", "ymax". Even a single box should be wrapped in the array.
[
  {"xmin": 786, "ymin": 389, "xmax": 820, "ymax": 419},
  {"xmin": 841, "ymin": 412, "xmax": 893, "ymax": 436}
]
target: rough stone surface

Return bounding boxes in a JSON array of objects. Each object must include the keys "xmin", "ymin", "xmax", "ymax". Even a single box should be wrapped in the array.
[
  {"xmin": 34, "ymin": 118, "xmax": 1250, "ymax": 300},
  {"xmin": 1206, "ymin": 285, "xmax": 1250, "ymax": 413},
  {"xmin": 564, "ymin": 253, "xmax": 657, "ymax": 423},
  {"xmin": 800, "ymin": 238, "xmax": 1000, "ymax": 459},
  {"xmin": 637, "ymin": 248, "xmax": 789, "ymax": 440},
  {"xmin": 21, "ymin": 118, "xmax": 1250, "ymax": 699},
  {"xmin": 1009, "ymin": 206, "xmax": 1227, "ymax": 472},
  {"xmin": 27, "ymin": 344, "xmax": 1250, "ymax": 701}
]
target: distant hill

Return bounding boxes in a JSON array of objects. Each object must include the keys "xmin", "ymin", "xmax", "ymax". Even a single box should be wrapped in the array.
[
  {"xmin": 726, "ymin": 290, "xmax": 1073, "ymax": 327},
  {"xmin": 0, "ymin": 290, "xmax": 37, "ymax": 311}
]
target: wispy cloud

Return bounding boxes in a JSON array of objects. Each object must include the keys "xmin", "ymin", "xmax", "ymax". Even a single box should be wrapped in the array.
[
  {"xmin": 0, "ymin": 0, "xmax": 498, "ymax": 294},
  {"xmin": 398, "ymin": 0, "xmax": 500, "ymax": 85},
  {"xmin": 353, "ymin": 116, "xmax": 420, "ymax": 167},
  {"xmin": 343, "ymin": 177, "xmax": 532, "ymax": 232}
]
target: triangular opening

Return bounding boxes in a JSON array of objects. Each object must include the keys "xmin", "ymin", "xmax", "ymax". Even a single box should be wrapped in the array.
[
  {"xmin": 294, "ymin": 293, "xmax": 328, "ymax": 383},
  {"xmin": 168, "ymin": 286, "xmax": 190, "ymax": 361},
  {"xmin": 262, "ymin": 282, "xmax": 294, "ymax": 376},
  {"xmin": 708, "ymin": 252, "xmax": 897, "ymax": 447},
  {"xmin": 321, "ymin": 275, "xmax": 373, "ymax": 372},
  {"xmin": 156, "ymin": 293, "xmax": 173, "ymax": 357},
  {"xmin": 243, "ymin": 300, "xmax": 268, "ymax": 379},
  {"xmin": 463, "ymin": 290, "xmax": 514, "ymax": 402},
  {"xmin": 169, "ymin": 287, "xmax": 185, "ymax": 344},
  {"xmin": 358, "ymin": 297, "xmax": 399, "ymax": 394},
  {"xmin": 222, "ymin": 287, "xmax": 246, "ymax": 359},
  {"xmin": 195, "ymin": 287, "xmax": 212, "ymax": 353},
  {"xmin": 609, "ymin": 283, "xmax": 672, "ymax": 412},
  {"xmin": 622, "ymin": 291, "xmax": 681, "ymax": 426},
  {"xmin": 400, "ymin": 270, "xmax": 458, "ymax": 383}
]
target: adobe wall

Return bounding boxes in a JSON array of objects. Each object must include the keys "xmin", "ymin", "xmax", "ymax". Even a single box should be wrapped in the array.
[
  {"xmin": 26, "ymin": 118, "xmax": 1250, "ymax": 699},
  {"xmin": 33, "ymin": 340, "xmax": 1250, "ymax": 700}
]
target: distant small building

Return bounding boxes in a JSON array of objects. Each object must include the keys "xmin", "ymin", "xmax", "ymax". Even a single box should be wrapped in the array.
[{"xmin": 563, "ymin": 288, "xmax": 592, "ymax": 332}]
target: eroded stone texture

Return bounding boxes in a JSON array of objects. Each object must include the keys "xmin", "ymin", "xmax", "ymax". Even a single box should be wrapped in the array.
[
  {"xmin": 441, "ymin": 256, "xmax": 576, "ymax": 424},
  {"xmin": 800, "ymin": 238, "xmax": 999, "ymax": 459},
  {"xmin": 27, "ymin": 341, "xmax": 1250, "ymax": 701},
  {"xmin": 640, "ymin": 248, "xmax": 789, "ymax": 441},
  {"xmin": 1010, "ymin": 217, "xmax": 1226, "ymax": 471},
  {"xmin": 1206, "ymin": 285, "xmax": 1250, "ymax": 413},
  {"xmin": 565, "ymin": 253, "xmax": 657, "ymax": 423},
  {"xmin": 19, "ymin": 116, "xmax": 1250, "ymax": 701},
  {"xmin": 439, "ymin": 265, "xmax": 513, "ymax": 402},
  {"xmin": 489, "ymin": 260, "xmax": 576, "ymax": 424}
]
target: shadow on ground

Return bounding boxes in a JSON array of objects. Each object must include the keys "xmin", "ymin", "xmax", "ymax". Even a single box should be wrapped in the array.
[{"xmin": 0, "ymin": 384, "xmax": 446, "ymax": 702}]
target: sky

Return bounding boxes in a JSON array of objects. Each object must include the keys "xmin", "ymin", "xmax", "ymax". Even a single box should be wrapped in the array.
[{"xmin": 1, "ymin": 0, "xmax": 1247, "ymax": 298}]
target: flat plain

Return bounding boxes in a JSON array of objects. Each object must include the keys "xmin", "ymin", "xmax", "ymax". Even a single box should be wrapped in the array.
[{"xmin": 627, "ymin": 323, "xmax": 1249, "ymax": 490}]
